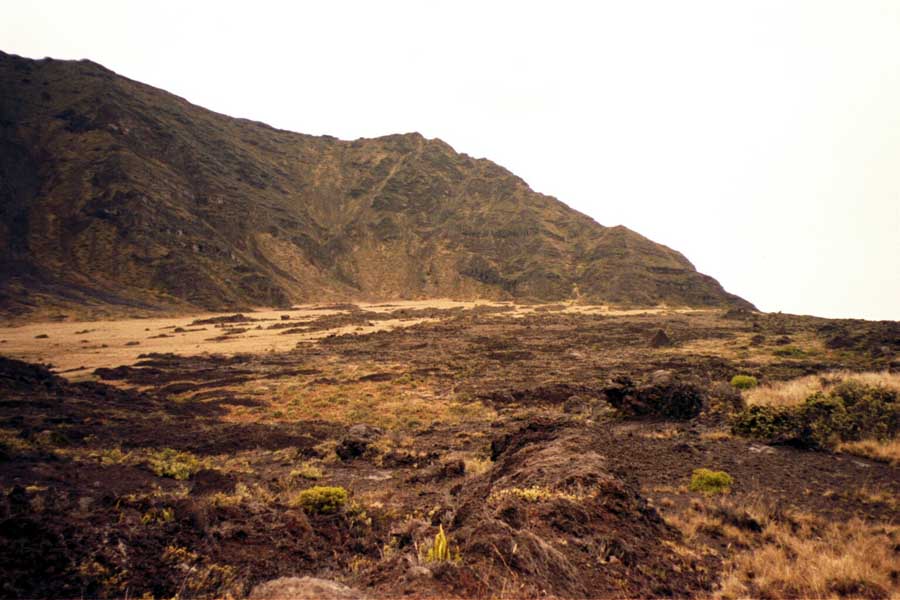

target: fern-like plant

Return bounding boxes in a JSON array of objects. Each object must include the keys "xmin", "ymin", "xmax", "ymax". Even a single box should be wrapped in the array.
[{"xmin": 423, "ymin": 525, "xmax": 461, "ymax": 564}]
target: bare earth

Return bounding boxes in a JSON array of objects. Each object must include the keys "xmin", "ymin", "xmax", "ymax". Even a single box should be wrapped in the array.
[
  {"xmin": 0, "ymin": 300, "xmax": 693, "ymax": 375},
  {"xmin": 0, "ymin": 302, "xmax": 897, "ymax": 599}
]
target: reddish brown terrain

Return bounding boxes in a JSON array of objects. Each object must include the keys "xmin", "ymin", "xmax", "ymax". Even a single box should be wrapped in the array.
[
  {"xmin": 1, "ymin": 303, "xmax": 897, "ymax": 598},
  {"xmin": 1, "ymin": 48, "xmax": 898, "ymax": 600}
]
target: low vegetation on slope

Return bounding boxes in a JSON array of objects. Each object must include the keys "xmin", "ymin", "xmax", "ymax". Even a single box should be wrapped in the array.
[
  {"xmin": 0, "ymin": 51, "xmax": 750, "ymax": 317},
  {"xmin": 732, "ymin": 371, "xmax": 900, "ymax": 457},
  {"xmin": 0, "ymin": 305, "xmax": 897, "ymax": 598}
]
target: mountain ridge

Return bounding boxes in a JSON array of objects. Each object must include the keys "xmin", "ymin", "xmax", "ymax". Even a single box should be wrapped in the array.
[{"xmin": 0, "ymin": 51, "xmax": 753, "ymax": 317}]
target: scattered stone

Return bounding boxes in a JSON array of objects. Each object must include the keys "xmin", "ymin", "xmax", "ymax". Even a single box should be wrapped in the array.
[{"xmin": 249, "ymin": 577, "xmax": 365, "ymax": 600}]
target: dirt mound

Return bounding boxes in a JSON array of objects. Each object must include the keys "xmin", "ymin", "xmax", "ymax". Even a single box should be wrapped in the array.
[{"xmin": 440, "ymin": 420, "xmax": 711, "ymax": 597}]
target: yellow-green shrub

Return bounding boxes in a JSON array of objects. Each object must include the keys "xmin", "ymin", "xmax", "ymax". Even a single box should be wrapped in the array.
[
  {"xmin": 689, "ymin": 468, "xmax": 733, "ymax": 494},
  {"xmin": 291, "ymin": 486, "xmax": 348, "ymax": 514},
  {"xmin": 731, "ymin": 375, "xmax": 758, "ymax": 390},
  {"xmin": 147, "ymin": 448, "xmax": 200, "ymax": 480}
]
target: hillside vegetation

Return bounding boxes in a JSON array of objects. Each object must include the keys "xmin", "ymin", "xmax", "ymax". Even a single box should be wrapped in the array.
[{"xmin": 0, "ymin": 51, "xmax": 750, "ymax": 318}]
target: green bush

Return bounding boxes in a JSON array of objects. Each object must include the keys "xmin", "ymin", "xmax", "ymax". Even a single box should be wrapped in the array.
[
  {"xmin": 147, "ymin": 448, "xmax": 200, "ymax": 480},
  {"xmin": 730, "ymin": 375, "xmax": 758, "ymax": 390},
  {"xmin": 293, "ymin": 486, "xmax": 348, "ymax": 514},
  {"xmin": 731, "ymin": 383, "xmax": 898, "ymax": 448},
  {"xmin": 731, "ymin": 405, "xmax": 800, "ymax": 440},
  {"xmin": 689, "ymin": 468, "xmax": 733, "ymax": 494}
]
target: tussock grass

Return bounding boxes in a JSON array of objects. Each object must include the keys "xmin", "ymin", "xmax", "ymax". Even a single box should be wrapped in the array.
[
  {"xmin": 715, "ymin": 516, "xmax": 899, "ymax": 599},
  {"xmin": 837, "ymin": 438, "xmax": 900, "ymax": 466},
  {"xmin": 745, "ymin": 370, "xmax": 900, "ymax": 408},
  {"xmin": 664, "ymin": 496, "xmax": 900, "ymax": 599}
]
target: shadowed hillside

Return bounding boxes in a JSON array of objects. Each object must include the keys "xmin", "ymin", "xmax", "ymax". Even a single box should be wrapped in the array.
[{"xmin": 0, "ymin": 51, "xmax": 752, "ymax": 317}]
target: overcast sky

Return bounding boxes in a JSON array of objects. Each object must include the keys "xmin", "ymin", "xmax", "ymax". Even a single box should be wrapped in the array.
[{"xmin": 4, "ymin": 1, "xmax": 899, "ymax": 320}]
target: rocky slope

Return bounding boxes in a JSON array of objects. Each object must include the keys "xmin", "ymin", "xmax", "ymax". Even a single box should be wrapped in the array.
[{"xmin": 0, "ymin": 51, "xmax": 752, "ymax": 317}]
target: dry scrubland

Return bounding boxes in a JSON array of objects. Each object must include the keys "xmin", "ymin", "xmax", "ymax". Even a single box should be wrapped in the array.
[{"xmin": 0, "ymin": 302, "xmax": 898, "ymax": 599}]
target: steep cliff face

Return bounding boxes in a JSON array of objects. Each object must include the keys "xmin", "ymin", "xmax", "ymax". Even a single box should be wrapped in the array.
[{"xmin": 0, "ymin": 51, "xmax": 752, "ymax": 316}]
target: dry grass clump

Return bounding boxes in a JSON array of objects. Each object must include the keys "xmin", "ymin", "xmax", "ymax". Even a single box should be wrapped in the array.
[
  {"xmin": 663, "ymin": 495, "xmax": 899, "ymax": 599},
  {"xmin": 253, "ymin": 379, "xmax": 497, "ymax": 431},
  {"xmin": 463, "ymin": 455, "xmax": 493, "ymax": 476},
  {"xmin": 837, "ymin": 438, "xmax": 900, "ymax": 466},
  {"xmin": 745, "ymin": 370, "xmax": 900, "ymax": 408},
  {"xmin": 716, "ymin": 516, "xmax": 899, "ymax": 599}
]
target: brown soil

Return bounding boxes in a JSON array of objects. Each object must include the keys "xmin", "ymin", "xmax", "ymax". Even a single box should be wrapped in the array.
[{"xmin": 0, "ymin": 303, "xmax": 897, "ymax": 598}]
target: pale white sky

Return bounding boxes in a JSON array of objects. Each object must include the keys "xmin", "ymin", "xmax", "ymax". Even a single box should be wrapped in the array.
[{"xmin": 4, "ymin": 1, "xmax": 899, "ymax": 320}]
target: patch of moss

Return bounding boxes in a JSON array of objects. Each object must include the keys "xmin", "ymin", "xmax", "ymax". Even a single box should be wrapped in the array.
[
  {"xmin": 291, "ymin": 486, "xmax": 348, "ymax": 514},
  {"xmin": 689, "ymin": 468, "xmax": 733, "ymax": 494},
  {"xmin": 730, "ymin": 375, "xmax": 758, "ymax": 390}
]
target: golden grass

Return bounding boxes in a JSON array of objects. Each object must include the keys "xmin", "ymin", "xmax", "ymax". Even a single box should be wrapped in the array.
[
  {"xmin": 837, "ymin": 438, "xmax": 900, "ymax": 466},
  {"xmin": 745, "ymin": 370, "xmax": 900, "ymax": 408},
  {"xmin": 662, "ymin": 495, "xmax": 900, "ymax": 599},
  {"xmin": 700, "ymin": 430, "xmax": 733, "ymax": 441},
  {"xmin": 239, "ymin": 376, "xmax": 497, "ymax": 432},
  {"xmin": 463, "ymin": 456, "xmax": 493, "ymax": 477},
  {"xmin": 641, "ymin": 426, "xmax": 680, "ymax": 440},
  {"xmin": 487, "ymin": 485, "xmax": 587, "ymax": 504},
  {"xmin": 715, "ymin": 517, "xmax": 899, "ymax": 599}
]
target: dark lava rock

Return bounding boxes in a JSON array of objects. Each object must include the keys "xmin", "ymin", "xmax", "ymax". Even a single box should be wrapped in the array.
[
  {"xmin": 335, "ymin": 426, "xmax": 382, "ymax": 461},
  {"xmin": 649, "ymin": 329, "xmax": 673, "ymax": 348},
  {"xmin": 602, "ymin": 375, "xmax": 705, "ymax": 420}
]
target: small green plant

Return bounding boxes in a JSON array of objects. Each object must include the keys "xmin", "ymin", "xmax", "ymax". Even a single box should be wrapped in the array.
[
  {"xmin": 730, "ymin": 375, "xmax": 758, "ymax": 390},
  {"xmin": 689, "ymin": 468, "xmax": 733, "ymax": 494},
  {"xmin": 422, "ymin": 525, "xmax": 461, "ymax": 564},
  {"xmin": 147, "ymin": 448, "xmax": 200, "ymax": 480},
  {"xmin": 291, "ymin": 485, "xmax": 348, "ymax": 514}
]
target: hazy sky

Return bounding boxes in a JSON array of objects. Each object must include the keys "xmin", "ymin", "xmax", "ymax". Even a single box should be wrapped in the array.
[{"xmin": 4, "ymin": 1, "xmax": 899, "ymax": 320}]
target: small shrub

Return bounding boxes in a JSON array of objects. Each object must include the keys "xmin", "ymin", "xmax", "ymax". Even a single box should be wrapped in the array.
[
  {"xmin": 689, "ymin": 468, "xmax": 733, "ymax": 494},
  {"xmin": 291, "ymin": 486, "xmax": 348, "ymax": 514},
  {"xmin": 732, "ymin": 382, "xmax": 898, "ymax": 448},
  {"xmin": 147, "ymin": 448, "xmax": 200, "ymax": 480},
  {"xmin": 730, "ymin": 375, "xmax": 758, "ymax": 390},
  {"xmin": 731, "ymin": 405, "xmax": 800, "ymax": 441}
]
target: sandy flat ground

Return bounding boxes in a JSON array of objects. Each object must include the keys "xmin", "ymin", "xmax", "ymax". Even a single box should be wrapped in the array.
[{"xmin": 0, "ymin": 299, "xmax": 701, "ymax": 376}]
